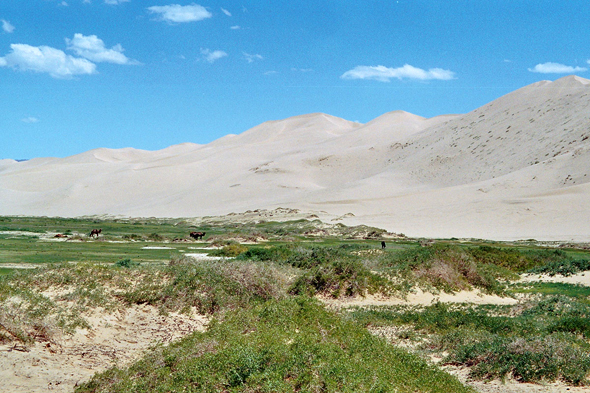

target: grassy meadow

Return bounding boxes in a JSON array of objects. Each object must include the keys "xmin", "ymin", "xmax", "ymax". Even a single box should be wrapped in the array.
[{"xmin": 1, "ymin": 215, "xmax": 590, "ymax": 391}]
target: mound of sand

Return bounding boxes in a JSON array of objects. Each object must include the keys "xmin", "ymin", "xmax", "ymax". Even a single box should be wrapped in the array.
[{"xmin": 1, "ymin": 75, "xmax": 590, "ymax": 241}]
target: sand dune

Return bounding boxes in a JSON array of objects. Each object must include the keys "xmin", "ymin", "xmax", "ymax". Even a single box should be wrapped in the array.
[{"xmin": 1, "ymin": 75, "xmax": 589, "ymax": 241}]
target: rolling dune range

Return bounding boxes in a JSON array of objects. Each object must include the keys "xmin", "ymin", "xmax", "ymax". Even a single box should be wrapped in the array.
[{"xmin": 2, "ymin": 75, "xmax": 590, "ymax": 241}]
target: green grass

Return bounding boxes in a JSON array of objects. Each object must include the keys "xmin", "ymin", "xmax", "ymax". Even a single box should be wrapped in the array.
[
  {"xmin": 0, "ymin": 236, "xmax": 181, "ymax": 264},
  {"xmin": 76, "ymin": 297, "xmax": 473, "ymax": 393},
  {"xmin": 511, "ymin": 281, "xmax": 590, "ymax": 302}
]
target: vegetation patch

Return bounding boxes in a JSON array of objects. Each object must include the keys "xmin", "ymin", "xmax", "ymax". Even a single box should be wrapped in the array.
[
  {"xmin": 379, "ymin": 244, "xmax": 512, "ymax": 295},
  {"xmin": 347, "ymin": 291, "xmax": 590, "ymax": 385},
  {"xmin": 76, "ymin": 297, "xmax": 472, "ymax": 393}
]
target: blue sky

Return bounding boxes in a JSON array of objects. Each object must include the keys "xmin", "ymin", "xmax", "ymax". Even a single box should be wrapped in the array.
[{"xmin": 1, "ymin": 0, "xmax": 589, "ymax": 159}]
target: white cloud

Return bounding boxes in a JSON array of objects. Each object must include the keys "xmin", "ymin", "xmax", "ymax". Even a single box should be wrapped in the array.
[
  {"xmin": 66, "ymin": 33, "xmax": 138, "ymax": 64},
  {"xmin": 22, "ymin": 117, "xmax": 39, "ymax": 123},
  {"xmin": 528, "ymin": 62, "xmax": 587, "ymax": 74},
  {"xmin": 292, "ymin": 68, "xmax": 313, "ymax": 72},
  {"xmin": 105, "ymin": 0, "xmax": 129, "ymax": 4},
  {"xmin": 2, "ymin": 20, "xmax": 15, "ymax": 33},
  {"xmin": 341, "ymin": 64, "xmax": 455, "ymax": 82},
  {"xmin": 148, "ymin": 4, "xmax": 212, "ymax": 23},
  {"xmin": 200, "ymin": 48, "xmax": 227, "ymax": 63},
  {"xmin": 243, "ymin": 52, "xmax": 263, "ymax": 63},
  {"xmin": 221, "ymin": 8, "xmax": 231, "ymax": 16},
  {"xmin": 0, "ymin": 43, "xmax": 96, "ymax": 78},
  {"xmin": 230, "ymin": 25, "xmax": 240, "ymax": 30}
]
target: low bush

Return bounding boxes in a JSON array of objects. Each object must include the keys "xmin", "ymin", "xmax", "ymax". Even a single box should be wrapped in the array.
[
  {"xmin": 121, "ymin": 257, "xmax": 289, "ymax": 314},
  {"xmin": 114, "ymin": 258, "xmax": 141, "ymax": 268},
  {"xmin": 348, "ymin": 293, "xmax": 590, "ymax": 386},
  {"xmin": 380, "ymin": 244, "xmax": 509, "ymax": 294},
  {"xmin": 289, "ymin": 258, "xmax": 391, "ymax": 298},
  {"xmin": 448, "ymin": 335, "xmax": 590, "ymax": 385},
  {"xmin": 528, "ymin": 257, "xmax": 590, "ymax": 276},
  {"xmin": 208, "ymin": 244, "xmax": 249, "ymax": 257}
]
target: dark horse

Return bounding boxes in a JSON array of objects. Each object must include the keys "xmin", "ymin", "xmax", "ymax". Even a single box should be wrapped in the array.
[
  {"xmin": 90, "ymin": 229, "xmax": 102, "ymax": 238},
  {"xmin": 381, "ymin": 241, "xmax": 386, "ymax": 249},
  {"xmin": 190, "ymin": 231, "xmax": 206, "ymax": 240}
]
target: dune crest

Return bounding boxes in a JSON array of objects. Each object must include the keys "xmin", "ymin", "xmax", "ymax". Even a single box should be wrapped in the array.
[{"xmin": 1, "ymin": 75, "xmax": 590, "ymax": 241}]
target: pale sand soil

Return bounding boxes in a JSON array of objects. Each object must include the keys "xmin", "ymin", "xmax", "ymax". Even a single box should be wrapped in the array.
[{"xmin": 0, "ymin": 304, "xmax": 208, "ymax": 393}]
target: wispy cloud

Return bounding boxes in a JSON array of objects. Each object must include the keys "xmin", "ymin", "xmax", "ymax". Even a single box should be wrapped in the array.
[
  {"xmin": 230, "ymin": 25, "xmax": 240, "ymax": 30},
  {"xmin": 148, "ymin": 4, "xmax": 212, "ymax": 23},
  {"xmin": 0, "ymin": 44, "xmax": 96, "ymax": 78},
  {"xmin": 528, "ymin": 62, "xmax": 587, "ymax": 74},
  {"xmin": 243, "ymin": 52, "xmax": 263, "ymax": 63},
  {"xmin": 66, "ymin": 33, "xmax": 138, "ymax": 65},
  {"xmin": 105, "ymin": 0, "xmax": 129, "ymax": 4},
  {"xmin": 2, "ymin": 20, "xmax": 14, "ymax": 33},
  {"xmin": 341, "ymin": 64, "xmax": 455, "ymax": 82},
  {"xmin": 200, "ymin": 48, "xmax": 227, "ymax": 63},
  {"xmin": 22, "ymin": 117, "xmax": 39, "ymax": 123},
  {"xmin": 292, "ymin": 68, "xmax": 313, "ymax": 72},
  {"xmin": 221, "ymin": 8, "xmax": 231, "ymax": 16}
]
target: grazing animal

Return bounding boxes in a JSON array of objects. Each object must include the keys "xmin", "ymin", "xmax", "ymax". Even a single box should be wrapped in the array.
[
  {"xmin": 381, "ymin": 241, "xmax": 386, "ymax": 249},
  {"xmin": 90, "ymin": 229, "xmax": 102, "ymax": 238},
  {"xmin": 54, "ymin": 233, "xmax": 68, "ymax": 238},
  {"xmin": 190, "ymin": 231, "xmax": 206, "ymax": 240}
]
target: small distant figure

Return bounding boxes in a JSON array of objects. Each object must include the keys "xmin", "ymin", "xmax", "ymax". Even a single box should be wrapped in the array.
[
  {"xmin": 381, "ymin": 241, "xmax": 386, "ymax": 249},
  {"xmin": 190, "ymin": 231, "xmax": 206, "ymax": 240},
  {"xmin": 89, "ymin": 229, "xmax": 102, "ymax": 238}
]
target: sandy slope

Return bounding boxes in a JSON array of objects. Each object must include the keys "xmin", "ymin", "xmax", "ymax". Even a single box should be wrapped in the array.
[
  {"xmin": 0, "ymin": 304, "xmax": 208, "ymax": 393},
  {"xmin": 1, "ymin": 76, "xmax": 590, "ymax": 241}
]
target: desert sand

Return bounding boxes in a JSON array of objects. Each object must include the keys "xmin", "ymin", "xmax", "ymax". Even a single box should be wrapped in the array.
[
  {"xmin": 1, "ymin": 75, "xmax": 590, "ymax": 241},
  {"xmin": 0, "ymin": 303, "xmax": 208, "ymax": 393}
]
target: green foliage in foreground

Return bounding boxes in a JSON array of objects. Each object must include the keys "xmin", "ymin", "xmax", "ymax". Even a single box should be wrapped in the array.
[
  {"xmin": 76, "ymin": 297, "xmax": 473, "ymax": 393},
  {"xmin": 347, "ymin": 288, "xmax": 590, "ymax": 385}
]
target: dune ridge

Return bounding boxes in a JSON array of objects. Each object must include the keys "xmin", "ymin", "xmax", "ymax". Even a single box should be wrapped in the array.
[{"xmin": 1, "ymin": 75, "xmax": 589, "ymax": 241}]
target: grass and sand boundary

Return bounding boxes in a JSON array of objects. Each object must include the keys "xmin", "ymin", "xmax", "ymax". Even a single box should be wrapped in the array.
[{"xmin": 1, "ymin": 215, "xmax": 590, "ymax": 392}]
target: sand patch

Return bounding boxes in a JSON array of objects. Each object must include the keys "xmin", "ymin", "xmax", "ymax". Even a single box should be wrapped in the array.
[
  {"xmin": 321, "ymin": 287, "xmax": 518, "ymax": 309},
  {"xmin": 184, "ymin": 253, "xmax": 228, "ymax": 261},
  {"xmin": 519, "ymin": 271, "xmax": 590, "ymax": 286},
  {"xmin": 0, "ymin": 304, "xmax": 208, "ymax": 393}
]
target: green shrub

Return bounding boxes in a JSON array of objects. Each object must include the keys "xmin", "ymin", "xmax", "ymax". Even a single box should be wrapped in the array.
[
  {"xmin": 209, "ymin": 244, "xmax": 248, "ymax": 257},
  {"xmin": 528, "ymin": 257, "xmax": 590, "ymax": 276},
  {"xmin": 147, "ymin": 233, "xmax": 164, "ymax": 241},
  {"xmin": 114, "ymin": 259, "xmax": 140, "ymax": 268},
  {"xmin": 289, "ymin": 258, "xmax": 391, "ymax": 298},
  {"xmin": 237, "ymin": 244, "xmax": 294, "ymax": 263},
  {"xmin": 121, "ymin": 257, "xmax": 288, "ymax": 314},
  {"xmin": 381, "ymin": 244, "xmax": 508, "ymax": 294},
  {"xmin": 448, "ymin": 335, "xmax": 590, "ymax": 385}
]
